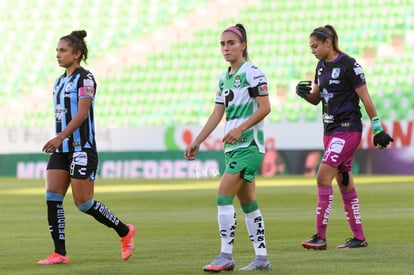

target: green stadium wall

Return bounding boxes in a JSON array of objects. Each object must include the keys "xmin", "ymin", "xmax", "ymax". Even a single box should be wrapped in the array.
[
  {"xmin": 1, "ymin": 147, "xmax": 413, "ymax": 179},
  {"xmin": 1, "ymin": 121, "xmax": 413, "ymax": 178},
  {"xmin": 1, "ymin": 121, "xmax": 412, "ymax": 153}
]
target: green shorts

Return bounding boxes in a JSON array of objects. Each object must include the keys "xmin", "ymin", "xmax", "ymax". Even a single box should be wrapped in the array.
[{"xmin": 224, "ymin": 145, "xmax": 264, "ymax": 182}]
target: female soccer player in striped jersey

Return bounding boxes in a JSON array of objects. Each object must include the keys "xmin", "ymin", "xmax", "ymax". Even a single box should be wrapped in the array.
[
  {"xmin": 296, "ymin": 25, "xmax": 393, "ymax": 250},
  {"xmin": 37, "ymin": 30, "xmax": 135, "ymax": 265},
  {"xmin": 185, "ymin": 23, "xmax": 272, "ymax": 272}
]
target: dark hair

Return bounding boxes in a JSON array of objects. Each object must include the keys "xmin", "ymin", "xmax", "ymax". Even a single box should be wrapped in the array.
[
  {"xmin": 224, "ymin": 23, "xmax": 249, "ymax": 61},
  {"xmin": 310, "ymin": 25, "xmax": 342, "ymax": 54},
  {"xmin": 60, "ymin": 30, "xmax": 88, "ymax": 63}
]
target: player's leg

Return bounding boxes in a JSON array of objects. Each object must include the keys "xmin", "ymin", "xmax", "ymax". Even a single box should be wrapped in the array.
[
  {"xmin": 336, "ymin": 171, "xmax": 368, "ymax": 249},
  {"xmin": 236, "ymin": 145, "xmax": 271, "ymax": 271},
  {"xmin": 37, "ymin": 153, "xmax": 71, "ymax": 265},
  {"xmin": 302, "ymin": 133, "xmax": 341, "ymax": 250},
  {"xmin": 204, "ymin": 145, "xmax": 270, "ymax": 272},
  {"xmin": 203, "ymin": 172, "xmax": 241, "ymax": 272},
  {"xmin": 70, "ymin": 150, "xmax": 135, "ymax": 260},
  {"xmin": 334, "ymin": 132, "xmax": 368, "ymax": 249},
  {"xmin": 301, "ymin": 163, "xmax": 337, "ymax": 250},
  {"xmin": 237, "ymin": 179, "xmax": 271, "ymax": 271}
]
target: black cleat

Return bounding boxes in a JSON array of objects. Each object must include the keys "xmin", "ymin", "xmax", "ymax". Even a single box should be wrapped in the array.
[
  {"xmin": 336, "ymin": 237, "xmax": 368, "ymax": 249},
  {"xmin": 302, "ymin": 234, "xmax": 327, "ymax": 250}
]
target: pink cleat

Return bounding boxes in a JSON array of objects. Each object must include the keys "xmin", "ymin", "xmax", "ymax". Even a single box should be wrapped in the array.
[
  {"xmin": 37, "ymin": 252, "xmax": 69, "ymax": 265},
  {"xmin": 120, "ymin": 224, "xmax": 136, "ymax": 260}
]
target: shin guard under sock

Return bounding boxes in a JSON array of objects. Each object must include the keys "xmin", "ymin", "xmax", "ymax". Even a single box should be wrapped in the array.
[
  {"xmin": 244, "ymin": 209, "xmax": 268, "ymax": 257},
  {"xmin": 47, "ymin": 200, "xmax": 66, "ymax": 256},
  {"xmin": 217, "ymin": 205, "xmax": 237, "ymax": 255},
  {"xmin": 341, "ymin": 188, "xmax": 365, "ymax": 240},
  {"xmin": 315, "ymin": 186, "xmax": 333, "ymax": 240},
  {"xmin": 85, "ymin": 200, "xmax": 129, "ymax": 237}
]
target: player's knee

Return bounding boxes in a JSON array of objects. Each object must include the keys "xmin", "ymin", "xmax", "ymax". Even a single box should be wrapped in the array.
[
  {"xmin": 241, "ymin": 200, "xmax": 258, "ymax": 214},
  {"xmin": 77, "ymin": 198, "xmax": 95, "ymax": 212},
  {"xmin": 217, "ymin": 194, "xmax": 234, "ymax": 206},
  {"xmin": 46, "ymin": 191, "xmax": 64, "ymax": 201},
  {"xmin": 342, "ymin": 172, "xmax": 349, "ymax": 186}
]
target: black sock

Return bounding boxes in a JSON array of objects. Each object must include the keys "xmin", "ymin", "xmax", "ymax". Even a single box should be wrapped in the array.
[
  {"xmin": 85, "ymin": 200, "xmax": 129, "ymax": 237},
  {"xmin": 47, "ymin": 201, "xmax": 66, "ymax": 256}
]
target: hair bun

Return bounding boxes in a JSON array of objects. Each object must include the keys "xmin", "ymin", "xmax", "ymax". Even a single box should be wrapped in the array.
[{"xmin": 70, "ymin": 30, "xmax": 87, "ymax": 39}]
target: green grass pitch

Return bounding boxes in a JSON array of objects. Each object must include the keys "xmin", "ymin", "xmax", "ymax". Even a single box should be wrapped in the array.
[{"xmin": 1, "ymin": 175, "xmax": 414, "ymax": 274}]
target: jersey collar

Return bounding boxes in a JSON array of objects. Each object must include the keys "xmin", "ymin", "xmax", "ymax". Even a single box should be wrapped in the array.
[{"xmin": 227, "ymin": 60, "xmax": 246, "ymax": 79}]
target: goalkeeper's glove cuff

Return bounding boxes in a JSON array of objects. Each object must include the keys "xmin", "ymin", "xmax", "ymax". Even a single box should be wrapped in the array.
[{"xmin": 371, "ymin": 116, "xmax": 384, "ymax": 135}]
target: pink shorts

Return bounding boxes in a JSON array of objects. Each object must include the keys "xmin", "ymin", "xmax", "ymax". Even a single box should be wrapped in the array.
[{"xmin": 322, "ymin": 132, "xmax": 361, "ymax": 172}]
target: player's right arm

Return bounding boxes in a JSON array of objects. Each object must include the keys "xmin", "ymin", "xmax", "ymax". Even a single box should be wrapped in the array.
[
  {"xmin": 306, "ymin": 83, "xmax": 321, "ymax": 105},
  {"xmin": 184, "ymin": 103, "xmax": 225, "ymax": 160},
  {"xmin": 296, "ymin": 80, "xmax": 321, "ymax": 105}
]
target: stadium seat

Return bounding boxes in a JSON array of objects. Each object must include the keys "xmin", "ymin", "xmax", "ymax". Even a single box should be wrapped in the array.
[{"xmin": 1, "ymin": 0, "xmax": 413, "ymax": 127}]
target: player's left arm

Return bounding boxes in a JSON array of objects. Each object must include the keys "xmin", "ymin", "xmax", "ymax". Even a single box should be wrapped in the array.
[
  {"xmin": 60, "ymin": 98, "xmax": 92, "ymax": 139},
  {"xmin": 43, "ymin": 74, "xmax": 95, "ymax": 152},
  {"xmin": 222, "ymin": 84, "xmax": 271, "ymax": 144},
  {"xmin": 42, "ymin": 98, "xmax": 92, "ymax": 152},
  {"xmin": 241, "ymin": 91, "xmax": 271, "ymax": 130},
  {"xmin": 355, "ymin": 84, "xmax": 377, "ymax": 120},
  {"xmin": 59, "ymin": 75, "xmax": 95, "ymax": 140},
  {"xmin": 355, "ymin": 84, "xmax": 393, "ymax": 149},
  {"xmin": 348, "ymin": 59, "xmax": 393, "ymax": 149}
]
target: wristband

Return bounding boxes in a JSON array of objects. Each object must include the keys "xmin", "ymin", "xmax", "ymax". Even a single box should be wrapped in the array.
[{"xmin": 371, "ymin": 117, "xmax": 384, "ymax": 135}]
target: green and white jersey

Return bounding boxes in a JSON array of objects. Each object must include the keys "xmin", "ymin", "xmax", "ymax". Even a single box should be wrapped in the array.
[{"xmin": 216, "ymin": 61, "xmax": 268, "ymax": 153}]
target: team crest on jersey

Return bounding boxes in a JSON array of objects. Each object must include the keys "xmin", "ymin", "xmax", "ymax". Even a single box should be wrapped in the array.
[
  {"xmin": 65, "ymin": 82, "xmax": 74, "ymax": 92},
  {"xmin": 233, "ymin": 75, "xmax": 241, "ymax": 88},
  {"xmin": 331, "ymin": 68, "xmax": 340, "ymax": 79}
]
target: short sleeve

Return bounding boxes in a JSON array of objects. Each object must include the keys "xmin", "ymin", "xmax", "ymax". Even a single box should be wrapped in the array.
[
  {"xmin": 314, "ymin": 61, "xmax": 322, "ymax": 86},
  {"xmin": 78, "ymin": 71, "xmax": 96, "ymax": 99},
  {"xmin": 346, "ymin": 59, "xmax": 366, "ymax": 89},
  {"xmin": 247, "ymin": 65, "xmax": 267, "ymax": 88},
  {"xmin": 215, "ymin": 75, "xmax": 225, "ymax": 104}
]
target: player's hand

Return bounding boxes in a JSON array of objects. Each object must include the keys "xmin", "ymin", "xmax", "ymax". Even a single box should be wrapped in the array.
[
  {"xmin": 371, "ymin": 116, "xmax": 393, "ymax": 149},
  {"xmin": 373, "ymin": 131, "xmax": 393, "ymax": 150},
  {"xmin": 184, "ymin": 143, "xmax": 200, "ymax": 160},
  {"xmin": 296, "ymin": 80, "xmax": 312, "ymax": 99},
  {"xmin": 222, "ymin": 128, "xmax": 243, "ymax": 144},
  {"xmin": 42, "ymin": 135, "xmax": 64, "ymax": 153}
]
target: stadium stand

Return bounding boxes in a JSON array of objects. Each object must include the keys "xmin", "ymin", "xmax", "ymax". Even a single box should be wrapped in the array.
[{"xmin": 0, "ymin": 0, "xmax": 413, "ymax": 127}]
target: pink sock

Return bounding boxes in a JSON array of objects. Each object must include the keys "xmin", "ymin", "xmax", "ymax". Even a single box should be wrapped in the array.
[
  {"xmin": 341, "ymin": 188, "xmax": 365, "ymax": 240},
  {"xmin": 315, "ymin": 186, "xmax": 333, "ymax": 240}
]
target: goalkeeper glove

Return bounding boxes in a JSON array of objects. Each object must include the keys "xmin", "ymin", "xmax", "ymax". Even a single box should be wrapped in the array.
[
  {"xmin": 296, "ymin": 80, "xmax": 312, "ymax": 99},
  {"xmin": 371, "ymin": 117, "xmax": 393, "ymax": 149}
]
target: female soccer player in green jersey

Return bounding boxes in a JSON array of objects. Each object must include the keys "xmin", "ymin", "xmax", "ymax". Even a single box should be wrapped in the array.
[{"xmin": 185, "ymin": 23, "xmax": 272, "ymax": 272}]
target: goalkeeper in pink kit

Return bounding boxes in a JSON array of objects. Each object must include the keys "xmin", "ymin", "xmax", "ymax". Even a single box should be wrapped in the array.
[{"xmin": 296, "ymin": 25, "xmax": 393, "ymax": 250}]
